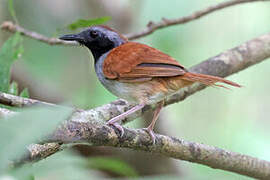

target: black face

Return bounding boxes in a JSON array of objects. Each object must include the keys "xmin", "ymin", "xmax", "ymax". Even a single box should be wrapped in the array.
[{"xmin": 59, "ymin": 26, "xmax": 126, "ymax": 60}]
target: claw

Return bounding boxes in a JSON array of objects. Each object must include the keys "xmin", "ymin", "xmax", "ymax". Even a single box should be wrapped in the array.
[
  {"xmin": 142, "ymin": 128, "xmax": 156, "ymax": 144},
  {"xmin": 105, "ymin": 103, "xmax": 146, "ymax": 138},
  {"xmin": 107, "ymin": 122, "xmax": 124, "ymax": 137}
]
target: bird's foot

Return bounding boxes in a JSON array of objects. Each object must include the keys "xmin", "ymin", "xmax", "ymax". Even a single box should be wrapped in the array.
[
  {"xmin": 142, "ymin": 127, "xmax": 156, "ymax": 144},
  {"xmin": 105, "ymin": 103, "xmax": 146, "ymax": 138},
  {"xmin": 107, "ymin": 122, "xmax": 124, "ymax": 137}
]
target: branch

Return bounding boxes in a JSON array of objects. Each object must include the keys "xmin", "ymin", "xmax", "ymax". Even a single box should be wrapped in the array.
[
  {"xmin": 17, "ymin": 143, "xmax": 62, "ymax": 165},
  {"xmin": 127, "ymin": 0, "xmax": 270, "ymax": 39},
  {"xmin": 1, "ymin": 0, "xmax": 269, "ymax": 43},
  {"xmin": 0, "ymin": 21, "xmax": 78, "ymax": 46},
  {"xmin": 1, "ymin": 106, "xmax": 270, "ymax": 179},
  {"xmin": 48, "ymin": 118, "xmax": 270, "ymax": 179},
  {"xmin": 0, "ymin": 92, "xmax": 55, "ymax": 107},
  {"xmin": 0, "ymin": 29, "xmax": 270, "ymax": 178}
]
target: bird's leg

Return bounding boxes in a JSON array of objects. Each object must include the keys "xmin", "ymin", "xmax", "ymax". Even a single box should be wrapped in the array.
[
  {"xmin": 143, "ymin": 100, "xmax": 164, "ymax": 144},
  {"xmin": 107, "ymin": 103, "xmax": 145, "ymax": 136}
]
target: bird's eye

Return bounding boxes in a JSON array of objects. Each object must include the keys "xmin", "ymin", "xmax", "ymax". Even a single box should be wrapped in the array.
[{"xmin": 90, "ymin": 30, "xmax": 98, "ymax": 38}]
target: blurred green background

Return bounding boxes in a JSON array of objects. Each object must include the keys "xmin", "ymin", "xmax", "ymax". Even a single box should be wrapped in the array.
[{"xmin": 1, "ymin": 0, "xmax": 270, "ymax": 179}]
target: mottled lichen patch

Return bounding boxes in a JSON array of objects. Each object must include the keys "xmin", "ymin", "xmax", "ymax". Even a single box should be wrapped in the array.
[
  {"xmin": 106, "ymin": 126, "xmax": 119, "ymax": 145},
  {"xmin": 188, "ymin": 143, "xmax": 201, "ymax": 160},
  {"xmin": 23, "ymin": 143, "xmax": 61, "ymax": 163},
  {"xmin": 214, "ymin": 52, "xmax": 232, "ymax": 65},
  {"xmin": 235, "ymin": 44, "xmax": 248, "ymax": 61},
  {"xmin": 232, "ymin": 49, "xmax": 244, "ymax": 63}
]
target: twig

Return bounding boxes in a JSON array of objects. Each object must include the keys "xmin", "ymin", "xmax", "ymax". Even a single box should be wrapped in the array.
[
  {"xmin": 0, "ymin": 91, "xmax": 55, "ymax": 107},
  {"xmin": 1, "ymin": 0, "xmax": 269, "ymax": 42},
  {"xmin": 127, "ymin": 0, "xmax": 270, "ymax": 40},
  {"xmin": 0, "ymin": 21, "xmax": 78, "ymax": 46},
  {"xmin": 17, "ymin": 143, "xmax": 62, "ymax": 165}
]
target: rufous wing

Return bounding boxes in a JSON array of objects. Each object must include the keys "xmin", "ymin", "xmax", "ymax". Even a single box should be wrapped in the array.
[{"xmin": 103, "ymin": 42, "xmax": 187, "ymax": 82}]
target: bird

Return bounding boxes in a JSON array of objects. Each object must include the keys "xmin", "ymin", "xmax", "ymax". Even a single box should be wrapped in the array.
[{"xmin": 59, "ymin": 26, "xmax": 241, "ymax": 143}]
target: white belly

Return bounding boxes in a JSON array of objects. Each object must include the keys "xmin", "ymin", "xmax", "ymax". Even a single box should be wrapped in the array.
[{"xmin": 95, "ymin": 53, "xmax": 169, "ymax": 104}]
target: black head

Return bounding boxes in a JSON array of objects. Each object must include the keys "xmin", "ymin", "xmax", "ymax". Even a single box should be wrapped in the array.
[{"xmin": 59, "ymin": 26, "xmax": 127, "ymax": 60}]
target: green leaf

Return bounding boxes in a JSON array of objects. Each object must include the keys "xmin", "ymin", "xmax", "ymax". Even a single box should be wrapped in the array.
[
  {"xmin": 8, "ymin": 0, "xmax": 18, "ymax": 24},
  {"xmin": 0, "ymin": 106, "xmax": 72, "ymax": 173},
  {"xmin": 10, "ymin": 150, "xmax": 97, "ymax": 180},
  {"xmin": 87, "ymin": 157, "xmax": 138, "ymax": 177},
  {"xmin": 67, "ymin": 16, "xmax": 111, "ymax": 30},
  {"xmin": 19, "ymin": 88, "xmax": 29, "ymax": 98},
  {"xmin": 0, "ymin": 33, "xmax": 23, "ymax": 92}
]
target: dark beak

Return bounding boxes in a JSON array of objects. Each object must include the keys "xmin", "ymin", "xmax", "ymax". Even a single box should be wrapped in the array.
[{"xmin": 59, "ymin": 33, "xmax": 84, "ymax": 42}]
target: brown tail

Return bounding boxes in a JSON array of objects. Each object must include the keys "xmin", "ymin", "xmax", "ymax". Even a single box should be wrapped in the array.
[{"xmin": 181, "ymin": 72, "xmax": 241, "ymax": 88}]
